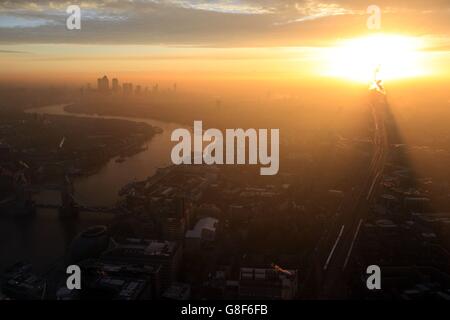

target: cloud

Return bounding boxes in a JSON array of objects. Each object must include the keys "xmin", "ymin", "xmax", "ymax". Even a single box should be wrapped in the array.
[
  {"xmin": 0, "ymin": 0, "xmax": 448, "ymax": 46},
  {"xmin": 166, "ymin": 0, "xmax": 272, "ymax": 14},
  {"xmin": 0, "ymin": 14, "xmax": 54, "ymax": 28},
  {"xmin": 0, "ymin": 49, "xmax": 31, "ymax": 54}
]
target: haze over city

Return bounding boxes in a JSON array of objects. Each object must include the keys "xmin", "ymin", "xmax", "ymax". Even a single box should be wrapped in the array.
[
  {"xmin": 1, "ymin": 0, "xmax": 449, "ymax": 88},
  {"xmin": 0, "ymin": 0, "xmax": 450, "ymax": 304}
]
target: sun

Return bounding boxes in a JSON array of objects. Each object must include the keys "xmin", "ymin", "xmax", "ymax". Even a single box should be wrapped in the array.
[{"xmin": 321, "ymin": 33, "xmax": 427, "ymax": 83}]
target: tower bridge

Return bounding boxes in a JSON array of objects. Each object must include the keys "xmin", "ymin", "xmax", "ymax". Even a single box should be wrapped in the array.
[{"xmin": 35, "ymin": 175, "xmax": 126, "ymax": 217}]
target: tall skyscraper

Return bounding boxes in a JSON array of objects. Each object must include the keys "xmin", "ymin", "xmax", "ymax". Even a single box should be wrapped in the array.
[
  {"xmin": 103, "ymin": 75, "xmax": 110, "ymax": 91},
  {"xmin": 97, "ymin": 75, "xmax": 110, "ymax": 93},
  {"xmin": 123, "ymin": 83, "xmax": 133, "ymax": 95},
  {"xmin": 112, "ymin": 78, "xmax": 120, "ymax": 92}
]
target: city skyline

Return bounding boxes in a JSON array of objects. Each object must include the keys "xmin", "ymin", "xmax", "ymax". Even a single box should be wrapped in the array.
[
  {"xmin": 0, "ymin": 1, "xmax": 449, "ymax": 87},
  {"xmin": 1, "ymin": 0, "xmax": 450, "ymax": 304}
]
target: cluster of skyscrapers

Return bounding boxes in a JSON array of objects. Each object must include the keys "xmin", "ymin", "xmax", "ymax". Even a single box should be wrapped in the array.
[
  {"xmin": 92, "ymin": 75, "xmax": 174, "ymax": 96},
  {"xmin": 97, "ymin": 75, "xmax": 138, "ymax": 95}
]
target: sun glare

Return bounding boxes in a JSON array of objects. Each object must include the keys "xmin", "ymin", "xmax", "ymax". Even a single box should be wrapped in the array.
[{"xmin": 321, "ymin": 34, "xmax": 427, "ymax": 83}]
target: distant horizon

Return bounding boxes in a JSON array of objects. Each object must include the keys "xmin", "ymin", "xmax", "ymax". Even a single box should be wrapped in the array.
[{"xmin": 1, "ymin": 1, "xmax": 449, "ymax": 91}]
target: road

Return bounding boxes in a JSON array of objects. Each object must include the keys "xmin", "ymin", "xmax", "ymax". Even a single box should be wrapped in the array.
[{"xmin": 301, "ymin": 91, "xmax": 389, "ymax": 299}]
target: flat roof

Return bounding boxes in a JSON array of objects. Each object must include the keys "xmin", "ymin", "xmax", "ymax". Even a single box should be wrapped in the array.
[{"xmin": 185, "ymin": 217, "xmax": 219, "ymax": 239}]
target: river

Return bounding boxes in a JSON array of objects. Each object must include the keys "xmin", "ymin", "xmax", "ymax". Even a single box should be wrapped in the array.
[{"xmin": 0, "ymin": 104, "xmax": 183, "ymax": 273}]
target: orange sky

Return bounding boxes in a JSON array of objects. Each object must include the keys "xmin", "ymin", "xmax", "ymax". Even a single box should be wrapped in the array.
[{"xmin": 0, "ymin": 1, "xmax": 449, "ymax": 87}]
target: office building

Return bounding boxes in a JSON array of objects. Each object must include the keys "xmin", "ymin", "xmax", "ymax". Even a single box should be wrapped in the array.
[
  {"xmin": 97, "ymin": 75, "xmax": 109, "ymax": 93},
  {"xmin": 112, "ymin": 78, "xmax": 120, "ymax": 92},
  {"xmin": 101, "ymin": 238, "xmax": 182, "ymax": 290},
  {"xmin": 123, "ymin": 83, "xmax": 133, "ymax": 95},
  {"xmin": 238, "ymin": 267, "xmax": 298, "ymax": 300}
]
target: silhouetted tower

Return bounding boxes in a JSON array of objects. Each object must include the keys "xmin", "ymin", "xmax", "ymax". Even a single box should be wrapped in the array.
[
  {"xmin": 54, "ymin": 135, "xmax": 78, "ymax": 218},
  {"xmin": 97, "ymin": 75, "xmax": 110, "ymax": 93},
  {"xmin": 59, "ymin": 174, "xmax": 78, "ymax": 218},
  {"xmin": 112, "ymin": 78, "xmax": 120, "ymax": 93},
  {"xmin": 13, "ymin": 170, "xmax": 35, "ymax": 216},
  {"xmin": 123, "ymin": 83, "xmax": 133, "ymax": 96}
]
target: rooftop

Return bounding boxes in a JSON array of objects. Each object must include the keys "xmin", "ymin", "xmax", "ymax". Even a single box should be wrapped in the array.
[
  {"xmin": 104, "ymin": 238, "xmax": 179, "ymax": 258},
  {"xmin": 185, "ymin": 217, "xmax": 219, "ymax": 239},
  {"xmin": 162, "ymin": 283, "xmax": 191, "ymax": 300}
]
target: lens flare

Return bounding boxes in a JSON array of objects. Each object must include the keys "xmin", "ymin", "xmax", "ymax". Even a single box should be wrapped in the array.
[{"xmin": 321, "ymin": 34, "xmax": 427, "ymax": 83}]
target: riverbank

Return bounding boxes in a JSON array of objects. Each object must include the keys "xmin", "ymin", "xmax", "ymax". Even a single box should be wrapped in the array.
[
  {"xmin": 6, "ymin": 109, "xmax": 161, "ymax": 183},
  {"xmin": 25, "ymin": 104, "xmax": 186, "ymax": 206},
  {"xmin": 0, "ymin": 103, "xmax": 183, "ymax": 274},
  {"xmin": 65, "ymin": 99, "xmax": 193, "ymax": 128}
]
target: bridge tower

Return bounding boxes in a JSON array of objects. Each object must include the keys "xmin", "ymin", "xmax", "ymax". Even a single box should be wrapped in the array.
[
  {"xmin": 13, "ymin": 171, "xmax": 36, "ymax": 216},
  {"xmin": 59, "ymin": 174, "xmax": 78, "ymax": 218}
]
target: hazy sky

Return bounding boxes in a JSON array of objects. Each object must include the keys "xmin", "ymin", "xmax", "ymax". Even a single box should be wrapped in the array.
[{"xmin": 0, "ymin": 0, "xmax": 449, "ymax": 85}]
